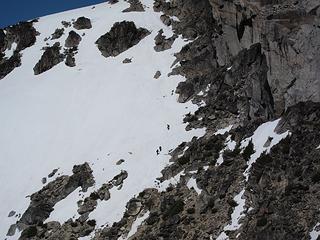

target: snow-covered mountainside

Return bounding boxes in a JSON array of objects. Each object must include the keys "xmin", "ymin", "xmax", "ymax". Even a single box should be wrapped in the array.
[{"xmin": 0, "ymin": 0, "xmax": 320, "ymax": 239}]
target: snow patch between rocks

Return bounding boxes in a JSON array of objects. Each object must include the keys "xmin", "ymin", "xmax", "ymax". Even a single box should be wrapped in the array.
[
  {"xmin": 241, "ymin": 119, "xmax": 289, "ymax": 181},
  {"xmin": 120, "ymin": 211, "xmax": 150, "ymax": 240},
  {"xmin": 4, "ymin": 42, "xmax": 17, "ymax": 59},
  {"xmin": 187, "ymin": 177, "xmax": 201, "ymax": 195},
  {"xmin": 214, "ymin": 125, "xmax": 233, "ymax": 136},
  {"xmin": 216, "ymin": 135, "xmax": 237, "ymax": 166}
]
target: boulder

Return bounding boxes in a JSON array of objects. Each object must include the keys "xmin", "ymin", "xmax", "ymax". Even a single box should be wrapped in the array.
[
  {"xmin": 65, "ymin": 30, "xmax": 82, "ymax": 48},
  {"xmin": 33, "ymin": 42, "xmax": 64, "ymax": 75},
  {"xmin": 96, "ymin": 21, "xmax": 150, "ymax": 58},
  {"xmin": 73, "ymin": 17, "xmax": 92, "ymax": 30}
]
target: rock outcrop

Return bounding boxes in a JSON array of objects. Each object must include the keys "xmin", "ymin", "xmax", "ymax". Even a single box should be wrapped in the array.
[
  {"xmin": 208, "ymin": 0, "xmax": 320, "ymax": 115},
  {"xmin": 18, "ymin": 163, "xmax": 94, "ymax": 227},
  {"xmin": 7, "ymin": 163, "xmax": 94, "ymax": 237},
  {"xmin": 51, "ymin": 28, "xmax": 64, "ymax": 40},
  {"xmin": 0, "ymin": 21, "xmax": 38, "ymax": 79},
  {"xmin": 73, "ymin": 17, "xmax": 92, "ymax": 30},
  {"xmin": 96, "ymin": 21, "xmax": 150, "ymax": 58},
  {"xmin": 154, "ymin": 29, "xmax": 177, "ymax": 52},
  {"xmin": 65, "ymin": 30, "xmax": 82, "ymax": 48},
  {"xmin": 122, "ymin": 0, "xmax": 145, "ymax": 12},
  {"xmin": 33, "ymin": 43, "xmax": 64, "ymax": 75}
]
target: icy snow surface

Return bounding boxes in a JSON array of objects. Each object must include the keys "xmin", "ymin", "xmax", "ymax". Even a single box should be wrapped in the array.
[
  {"xmin": 0, "ymin": 0, "xmax": 205, "ymax": 238},
  {"xmin": 187, "ymin": 177, "xmax": 201, "ymax": 195}
]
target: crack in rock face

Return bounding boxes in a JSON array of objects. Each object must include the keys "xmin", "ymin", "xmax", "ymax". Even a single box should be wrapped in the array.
[{"xmin": 95, "ymin": 21, "xmax": 150, "ymax": 58}]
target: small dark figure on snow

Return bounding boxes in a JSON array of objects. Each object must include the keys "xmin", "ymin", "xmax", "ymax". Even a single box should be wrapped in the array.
[
  {"xmin": 156, "ymin": 149, "xmax": 159, "ymax": 155},
  {"xmin": 167, "ymin": 124, "xmax": 170, "ymax": 130},
  {"xmin": 159, "ymin": 146, "xmax": 162, "ymax": 152}
]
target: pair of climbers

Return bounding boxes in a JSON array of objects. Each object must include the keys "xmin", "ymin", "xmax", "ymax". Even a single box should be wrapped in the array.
[{"xmin": 156, "ymin": 146, "xmax": 162, "ymax": 155}]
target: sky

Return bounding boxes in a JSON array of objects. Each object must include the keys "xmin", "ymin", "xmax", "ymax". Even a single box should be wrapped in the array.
[{"xmin": 0, "ymin": 0, "xmax": 106, "ymax": 28}]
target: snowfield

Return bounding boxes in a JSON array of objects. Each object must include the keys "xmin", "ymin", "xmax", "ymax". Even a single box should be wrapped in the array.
[{"xmin": 0, "ymin": 0, "xmax": 205, "ymax": 238}]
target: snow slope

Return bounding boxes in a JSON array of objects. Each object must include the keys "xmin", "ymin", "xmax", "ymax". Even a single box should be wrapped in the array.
[{"xmin": 0, "ymin": 1, "xmax": 205, "ymax": 238}]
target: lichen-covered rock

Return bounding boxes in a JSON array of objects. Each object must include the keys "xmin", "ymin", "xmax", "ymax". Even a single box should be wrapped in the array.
[
  {"xmin": 33, "ymin": 43, "xmax": 64, "ymax": 75},
  {"xmin": 95, "ymin": 21, "xmax": 150, "ymax": 58},
  {"xmin": 73, "ymin": 17, "xmax": 92, "ymax": 30}
]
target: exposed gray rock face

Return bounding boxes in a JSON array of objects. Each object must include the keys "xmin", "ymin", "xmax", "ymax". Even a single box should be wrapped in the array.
[
  {"xmin": 73, "ymin": 17, "xmax": 92, "ymax": 30},
  {"xmin": 154, "ymin": 29, "xmax": 177, "ymax": 52},
  {"xmin": 96, "ymin": 21, "xmax": 150, "ymax": 58},
  {"xmin": 178, "ymin": 43, "xmax": 274, "ymax": 130},
  {"xmin": 65, "ymin": 30, "xmax": 82, "ymax": 48},
  {"xmin": 237, "ymin": 102, "xmax": 320, "ymax": 239},
  {"xmin": 33, "ymin": 43, "xmax": 64, "ymax": 75},
  {"xmin": 65, "ymin": 54, "xmax": 76, "ymax": 67},
  {"xmin": 154, "ymin": 0, "xmax": 215, "ymax": 39},
  {"xmin": 2, "ymin": 21, "xmax": 38, "ymax": 52},
  {"xmin": 208, "ymin": 0, "xmax": 320, "ymax": 115},
  {"xmin": 0, "ymin": 52, "xmax": 21, "ymax": 79},
  {"xmin": 122, "ymin": 0, "xmax": 145, "ymax": 12},
  {"xmin": 0, "ymin": 21, "xmax": 38, "ymax": 79},
  {"xmin": 110, "ymin": 170, "xmax": 128, "ymax": 187}
]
